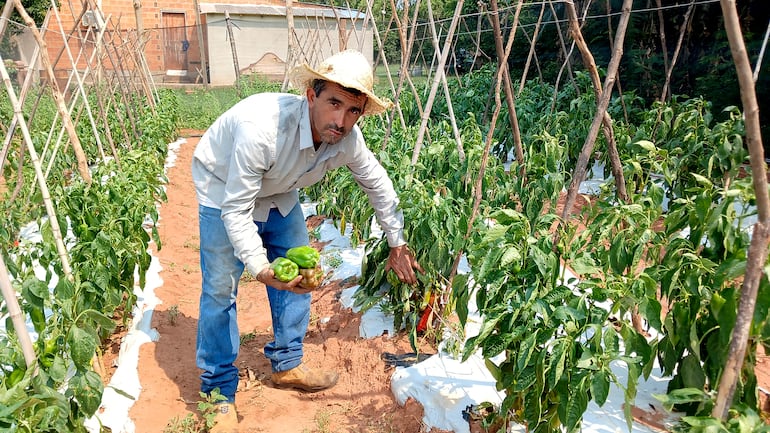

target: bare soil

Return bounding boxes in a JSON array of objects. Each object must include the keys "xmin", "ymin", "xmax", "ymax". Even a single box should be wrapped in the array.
[{"xmin": 101, "ymin": 130, "xmax": 769, "ymax": 432}]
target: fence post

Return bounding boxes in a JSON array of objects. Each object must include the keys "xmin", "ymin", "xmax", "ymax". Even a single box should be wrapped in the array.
[{"xmin": 225, "ymin": 10, "xmax": 241, "ymax": 91}]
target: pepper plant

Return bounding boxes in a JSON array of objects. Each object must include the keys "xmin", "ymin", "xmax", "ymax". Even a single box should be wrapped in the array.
[{"xmin": 0, "ymin": 87, "xmax": 178, "ymax": 431}]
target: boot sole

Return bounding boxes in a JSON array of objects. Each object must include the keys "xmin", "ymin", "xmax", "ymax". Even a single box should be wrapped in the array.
[{"xmin": 271, "ymin": 377, "xmax": 339, "ymax": 392}]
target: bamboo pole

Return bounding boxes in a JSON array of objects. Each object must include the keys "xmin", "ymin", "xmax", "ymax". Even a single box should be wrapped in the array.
[
  {"xmin": 549, "ymin": 0, "xmax": 579, "ymax": 98},
  {"xmin": 365, "ymin": 0, "xmax": 405, "ymax": 130},
  {"xmin": 563, "ymin": 0, "xmax": 628, "ymax": 204},
  {"xmin": 0, "ymin": 9, "xmax": 48, "ymax": 174},
  {"xmin": 0, "ymin": 254, "xmax": 37, "ymax": 370},
  {"xmin": 99, "ymin": 21, "xmax": 140, "ymax": 141},
  {"xmin": 51, "ymin": 0, "xmax": 107, "ymax": 162},
  {"xmin": 386, "ymin": 0, "xmax": 424, "ymax": 125},
  {"xmin": 442, "ymin": 0, "xmax": 520, "ymax": 323},
  {"xmin": 13, "ymin": 0, "xmax": 92, "ymax": 185},
  {"xmin": 85, "ymin": 21, "xmax": 122, "ymax": 164},
  {"xmin": 0, "ymin": 0, "xmax": 14, "ymax": 39},
  {"xmin": 83, "ymin": 17, "xmax": 133, "ymax": 152},
  {"xmin": 712, "ymin": 0, "xmax": 768, "ymax": 419},
  {"xmin": 559, "ymin": 0, "xmax": 633, "ymax": 226},
  {"xmin": 488, "ymin": 0, "xmax": 524, "ymax": 178},
  {"xmin": 659, "ymin": 0, "xmax": 695, "ymax": 103},
  {"xmin": 123, "ymin": 23, "xmax": 157, "ymax": 111},
  {"xmin": 605, "ymin": 0, "xmax": 629, "ymax": 123},
  {"xmin": 225, "ymin": 10, "xmax": 241, "ymax": 91},
  {"xmin": 519, "ymin": 2, "xmax": 546, "ymax": 94},
  {"xmin": 282, "ymin": 0, "xmax": 297, "ymax": 92},
  {"xmin": 655, "ymin": 0, "xmax": 670, "ymax": 97},
  {"xmin": 425, "ymin": 0, "xmax": 464, "ymax": 161},
  {"xmin": 0, "ymin": 53, "xmax": 74, "ymax": 282},
  {"xmin": 411, "ymin": 0, "xmax": 464, "ymax": 166},
  {"xmin": 192, "ymin": 0, "xmax": 208, "ymax": 85},
  {"xmin": 753, "ymin": 20, "xmax": 770, "ymax": 83}
]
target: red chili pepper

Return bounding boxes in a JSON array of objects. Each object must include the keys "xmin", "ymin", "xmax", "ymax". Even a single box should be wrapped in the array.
[{"xmin": 416, "ymin": 295, "xmax": 436, "ymax": 333}]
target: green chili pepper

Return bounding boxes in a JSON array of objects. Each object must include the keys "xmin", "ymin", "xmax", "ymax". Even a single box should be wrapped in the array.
[
  {"xmin": 286, "ymin": 246, "xmax": 320, "ymax": 269},
  {"xmin": 270, "ymin": 257, "xmax": 299, "ymax": 282}
]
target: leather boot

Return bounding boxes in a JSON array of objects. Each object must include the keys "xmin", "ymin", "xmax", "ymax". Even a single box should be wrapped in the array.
[
  {"xmin": 271, "ymin": 363, "xmax": 339, "ymax": 392},
  {"xmin": 210, "ymin": 402, "xmax": 238, "ymax": 433}
]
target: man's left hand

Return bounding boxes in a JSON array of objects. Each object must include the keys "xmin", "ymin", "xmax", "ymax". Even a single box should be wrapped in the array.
[{"xmin": 385, "ymin": 244, "xmax": 424, "ymax": 285}]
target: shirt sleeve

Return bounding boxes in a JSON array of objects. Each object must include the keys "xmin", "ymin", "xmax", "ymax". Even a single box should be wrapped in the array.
[
  {"xmin": 220, "ymin": 122, "xmax": 274, "ymax": 276},
  {"xmin": 346, "ymin": 134, "xmax": 406, "ymax": 248}
]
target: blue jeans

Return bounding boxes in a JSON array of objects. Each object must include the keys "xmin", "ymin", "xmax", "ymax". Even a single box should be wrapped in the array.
[{"xmin": 196, "ymin": 203, "xmax": 310, "ymax": 401}]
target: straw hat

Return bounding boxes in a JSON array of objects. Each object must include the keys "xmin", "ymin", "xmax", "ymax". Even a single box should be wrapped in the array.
[{"xmin": 289, "ymin": 50, "xmax": 393, "ymax": 116}]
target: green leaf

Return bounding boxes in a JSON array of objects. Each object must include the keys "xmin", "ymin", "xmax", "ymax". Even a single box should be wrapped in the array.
[
  {"xmin": 490, "ymin": 208, "xmax": 525, "ymax": 225},
  {"xmin": 517, "ymin": 331, "xmax": 538, "ymax": 370},
  {"xmin": 591, "ymin": 371, "xmax": 610, "ymax": 406},
  {"xmin": 82, "ymin": 309, "xmax": 117, "ymax": 334},
  {"xmin": 500, "ymin": 246, "xmax": 522, "ymax": 267},
  {"xmin": 55, "ymin": 277, "xmax": 74, "ymax": 300},
  {"xmin": 634, "ymin": 140, "xmax": 657, "ymax": 153},
  {"xmin": 49, "ymin": 355, "xmax": 68, "ymax": 382},
  {"xmin": 68, "ymin": 370, "xmax": 104, "ymax": 416},
  {"xmin": 680, "ymin": 354, "xmax": 706, "ymax": 389},
  {"xmin": 22, "ymin": 276, "xmax": 49, "ymax": 308},
  {"xmin": 67, "ymin": 326, "xmax": 98, "ymax": 370},
  {"xmin": 570, "ymin": 254, "xmax": 599, "ymax": 276},
  {"xmin": 547, "ymin": 339, "xmax": 569, "ymax": 388}
]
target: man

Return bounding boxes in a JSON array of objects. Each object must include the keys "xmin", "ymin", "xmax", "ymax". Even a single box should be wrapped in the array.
[{"xmin": 191, "ymin": 50, "xmax": 423, "ymax": 432}]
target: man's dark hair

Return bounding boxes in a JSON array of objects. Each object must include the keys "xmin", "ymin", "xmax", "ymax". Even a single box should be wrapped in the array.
[{"xmin": 311, "ymin": 79, "xmax": 364, "ymax": 98}]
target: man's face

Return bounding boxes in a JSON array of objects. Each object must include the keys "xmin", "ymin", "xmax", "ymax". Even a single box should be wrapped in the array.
[{"xmin": 306, "ymin": 82, "xmax": 367, "ymax": 145}]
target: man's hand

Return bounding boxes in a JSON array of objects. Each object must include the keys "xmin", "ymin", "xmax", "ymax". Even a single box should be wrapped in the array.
[
  {"xmin": 385, "ymin": 244, "xmax": 424, "ymax": 285},
  {"xmin": 256, "ymin": 268, "xmax": 313, "ymax": 294}
]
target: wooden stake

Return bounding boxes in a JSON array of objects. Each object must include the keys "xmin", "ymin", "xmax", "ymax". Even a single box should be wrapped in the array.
[
  {"xmin": 225, "ymin": 10, "xmax": 241, "ymax": 92},
  {"xmin": 13, "ymin": 0, "xmax": 92, "ymax": 185},
  {"xmin": 425, "ymin": 0, "xmax": 464, "ymax": 161},
  {"xmin": 0, "ymin": 52, "xmax": 74, "ymax": 281},
  {"xmin": 712, "ymin": 0, "xmax": 768, "ymax": 419},
  {"xmin": 488, "ymin": 0, "xmax": 524, "ymax": 178},
  {"xmin": 0, "ymin": 254, "xmax": 37, "ymax": 371},
  {"xmin": 411, "ymin": 0, "xmax": 464, "ymax": 166},
  {"xmin": 659, "ymin": 0, "xmax": 695, "ymax": 102},
  {"xmin": 559, "ymin": 0, "xmax": 633, "ymax": 228}
]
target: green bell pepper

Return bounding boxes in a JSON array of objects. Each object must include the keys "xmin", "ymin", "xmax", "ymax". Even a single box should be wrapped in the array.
[
  {"xmin": 286, "ymin": 246, "xmax": 320, "ymax": 269},
  {"xmin": 270, "ymin": 257, "xmax": 299, "ymax": 282}
]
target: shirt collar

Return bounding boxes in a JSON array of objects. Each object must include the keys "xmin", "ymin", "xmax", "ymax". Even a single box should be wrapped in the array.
[{"xmin": 299, "ymin": 98, "xmax": 315, "ymax": 150}]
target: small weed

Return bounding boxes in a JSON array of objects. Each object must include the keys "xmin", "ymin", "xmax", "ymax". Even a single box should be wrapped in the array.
[
  {"xmin": 240, "ymin": 331, "xmax": 257, "ymax": 345},
  {"xmin": 163, "ymin": 413, "xmax": 202, "ymax": 433},
  {"xmin": 315, "ymin": 409, "xmax": 332, "ymax": 432},
  {"xmin": 198, "ymin": 389, "xmax": 229, "ymax": 430},
  {"xmin": 324, "ymin": 251, "xmax": 343, "ymax": 269},
  {"xmin": 182, "ymin": 264, "xmax": 196, "ymax": 274},
  {"xmin": 168, "ymin": 305, "xmax": 179, "ymax": 326},
  {"xmin": 310, "ymin": 226, "xmax": 322, "ymax": 241},
  {"xmin": 240, "ymin": 269, "xmax": 256, "ymax": 282},
  {"xmin": 183, "ymin": 237, "xmax": 200, "ymax": 251}
]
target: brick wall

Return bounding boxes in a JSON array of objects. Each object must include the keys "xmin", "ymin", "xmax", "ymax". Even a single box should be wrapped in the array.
[{"xmin": 43, "ymin": 0, "xmax": 368, "ymax": 85}]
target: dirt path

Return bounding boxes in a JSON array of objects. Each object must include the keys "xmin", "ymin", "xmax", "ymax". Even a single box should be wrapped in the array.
[{"xmin": 126, "ymin": 131, "xmax": 439, "ymax": 433}]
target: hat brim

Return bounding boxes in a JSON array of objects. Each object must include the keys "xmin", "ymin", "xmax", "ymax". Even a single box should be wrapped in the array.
[{"xmin": 290, "ymin": 64, "xmax": 393, "ymax": 116}]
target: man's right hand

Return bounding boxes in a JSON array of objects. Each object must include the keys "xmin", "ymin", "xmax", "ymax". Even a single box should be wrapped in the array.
[{"xmin": 256, "ymin": 268, "xmax": 312, "ymax": 294}]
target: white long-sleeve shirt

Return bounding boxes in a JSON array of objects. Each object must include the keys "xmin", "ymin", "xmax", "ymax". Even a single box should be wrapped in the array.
[{"xmin": 191, "ymin": 92, "xmax": 405, "ymax": 276}]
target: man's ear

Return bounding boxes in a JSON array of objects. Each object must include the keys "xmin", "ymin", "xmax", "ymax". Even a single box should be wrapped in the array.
[{"xmin": 306, "ymin": 87, "xmax": 316, "ymax": 103}]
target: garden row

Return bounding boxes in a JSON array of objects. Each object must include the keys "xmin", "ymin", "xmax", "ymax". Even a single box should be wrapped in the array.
[{"xmin": 1, "ymin": 67, "xmax": 767, "ymax": 432}]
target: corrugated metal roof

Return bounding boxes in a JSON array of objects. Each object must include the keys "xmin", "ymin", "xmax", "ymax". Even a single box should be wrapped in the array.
[{"xmin": 199, "ymin": 3, "xmax": 366, "ymax": 19}]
